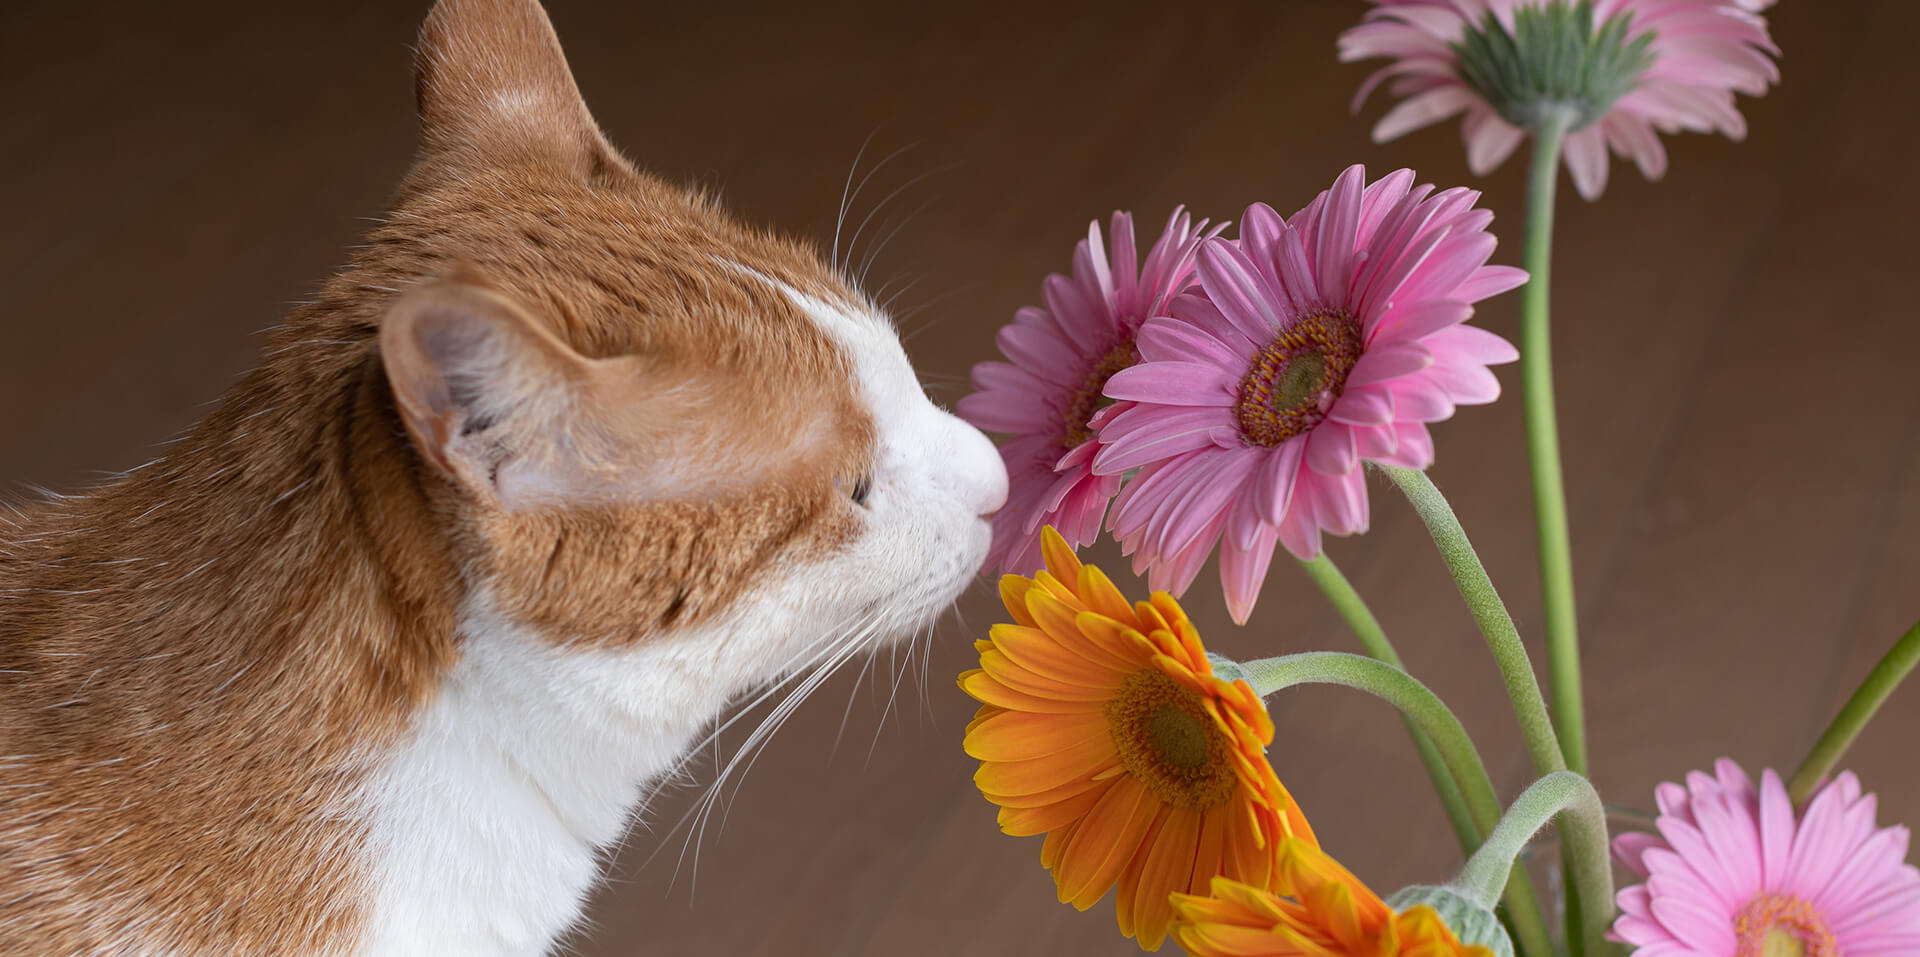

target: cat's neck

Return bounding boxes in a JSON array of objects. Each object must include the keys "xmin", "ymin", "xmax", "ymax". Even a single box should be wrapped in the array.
[
  {"xmin": 0, "ymin": 328, "xmax": 468, "ymax": 954},
  {"xmin": 354, "ymin": 598, "xmax": 740, "ymax": 955}
]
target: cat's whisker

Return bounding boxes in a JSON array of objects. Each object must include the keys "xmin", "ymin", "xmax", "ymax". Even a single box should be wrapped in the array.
[
  {"xmin": 679, "ymin": 627, "xmax": 875, "ymax": 894},
  {"xmin": 856, "ymin": 191, "xmax": 945, "ymax": 291},
  {"xmin": 831, "ymin": 130, "xmax": 879, "ymax": 274},
  {"xmin": 842, "ymin": 161, "xmax": 955, "ymax": 291},
  {"xmin": 835, "ymin": 140, "xmax": 919, "ymax": 277},
  {"xmin": 832, "ymin": 635, "xmax": 883, "ymax": 754},
  {"xmin": 866, "ymin": 626, "xmax": 918, "ymax": 764},
  {"xmin": 654, "ymin": 615, "xmax": 881, "ymax": 891}
]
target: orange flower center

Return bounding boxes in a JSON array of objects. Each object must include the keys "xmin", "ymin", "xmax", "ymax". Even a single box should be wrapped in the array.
[
  {"xmin": 1236, "ymin": 310, "xmax": 1362, "ymax": 446},
  {"xmin": 1061, "ymin": 340, "xmax": 1140, "ymax": 449},
  {"xmin": 1734, "ymin": 895, "xmax": 1837, "ymax": 957},
  {"xmin": 1107, "ymin": 670, "xmax": 1237, "ymax": 809}
]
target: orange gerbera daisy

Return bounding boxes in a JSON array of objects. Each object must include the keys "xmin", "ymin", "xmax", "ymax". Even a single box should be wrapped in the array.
[
  {"xmin": 959, "ymin": 526, "xmax": 1314, "ymax": 950},
  {"xmin": 1169, "ymin": 837, "xmax": 1496, "ymax": 957}
]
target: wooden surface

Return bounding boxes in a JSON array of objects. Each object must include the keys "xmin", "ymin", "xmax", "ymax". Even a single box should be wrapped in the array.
[{"xmin": 3, "ymin": 2, "xmax": 1916, "ymax": 954}]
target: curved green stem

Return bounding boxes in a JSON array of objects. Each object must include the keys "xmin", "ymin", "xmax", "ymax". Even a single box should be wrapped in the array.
[
  {"xmin": 1454, "ymin": 771, "xmax": 1615, "ymax": 957},
  {"xmin": 1236, "ymin": 652, "xmax": 1555, "ymax": 957},
  {"xmin": 1381, "ymin": 466, "xmax": 1567, "ymax": 778},
  {"xmin": 1298, "ymin": 555, "xmax": 1480, "ymax": 855},
  {"xmin": 1520, "ymin": 107, "xmax": 1588, "ymax": 777},
  {"xmin": 1789, "ymin": 617, "xmax": 1920, "ymax": 805}
]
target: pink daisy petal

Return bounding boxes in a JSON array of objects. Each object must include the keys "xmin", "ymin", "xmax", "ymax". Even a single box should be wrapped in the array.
[
  {"xmin": 1454, "ymin": 264, "xmax": 1530, "ymax": 303},
  {"xmin": 1102, "ymin": 362, "xmax": 1239, "ymax": 406},
  {"xmin": 1614, "ymin": 762, "xmax": 1920, "ymax": 956},
  {"xmin": 959, "ymin": 208, "xmax": 1216, "ymax": 574},
  {"xmin": 1250, "ymin": 439, "xmax": 1307, "ymax": 526},
  {"xmin": 1382, "ymin": 420, "xmax": 1435, "ymax": 469},
  {"xmin": 1135, "ymin": 316, "xmax": 1247, "ymax": 368},
  {"xmin": 1092, "ymin": 168, "xmax": 1519, "ymax": 615}
]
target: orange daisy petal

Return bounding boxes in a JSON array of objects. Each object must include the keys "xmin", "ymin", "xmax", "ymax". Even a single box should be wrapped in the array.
[
  {"xmin": 1058, "ymin": 775, "xmax": 1158, "ymax": 909},
  {"xmin": 1032, "ymin": 570, "xmax": 1088, "ymax": 612},
  {"xmin": 1070, "ymin": 612, "xmax": 1161, "ymax": 670},
  {"xmin": 999, "ymin": 574, "xmax": 1040, "ymax": 627},
  {"xmin": 1076, "ymin": 563, "xmax": 1141, "ymax": 627},
  {"xmin": 958, "ymin": 669, "xmax": 1103, "ymax": 715},
  {"xmin": 1039, "ymin": 524, "xmax": 1084, "ymax": 584},
  {"xmin": 975, "ymin": 744, "xmax": 1119, "ymax": 798},
  {"xmin": 1114, "ymin": 806, "xmax": 1171, "ymax": 940},
  {"xmin": 1129, "ymin": 805, "xmax": 1203, "ymax": 950},
  {"xmin": 989, "ymin": 623, "xmax": 1126, "ymax": 689},
  {"xmin": 977, "ymin": 650, "xmax": 1113, "ymax": 702},
  {"xmin": 998, "ymin": 787, "xmax": 1106, "ymax": 837},
  {"xmin": 964, "ymin": 708, "xmax": 1113, "ymax": 763}
]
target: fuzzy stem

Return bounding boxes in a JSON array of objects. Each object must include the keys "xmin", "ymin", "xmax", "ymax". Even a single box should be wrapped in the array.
[
  {"xmin": 1520, "ymin": 106, "xmax": 1589, "ymax": 778},
  {"xmin": 1789, "ymin": 617, "xmax": 1920, "ymax": 806},
  {"xmin": 1237, "ymin": 652, "xmax": 1556, "ymax": 957},
  {"xmin": 1454, "ymin": 771, "xmax": 1615, "ymax": 957},
  {"xmin": 1381, "ymin": 466, "xmax": 1567, "ymax": 778},
  {"xmin": 1298, "ymin": 555, "xmax": 1480, "ymax": 854}
]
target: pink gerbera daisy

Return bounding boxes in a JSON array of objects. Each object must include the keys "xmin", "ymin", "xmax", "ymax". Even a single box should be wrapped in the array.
[
  {"xmin": 1341, "ymin": 0, "xmax": 1780, "ymax": 200},
  {"xmin": 1612, "ymin": 760, "xmax": 1920, "ymax": 956},
  {"xmin": 1092, "ymin": 165, "xmax": 1524, "ymax": 622},
  {"xmin": 958, "ymin": 209, "xmax": 1221, "ymax": 575}
]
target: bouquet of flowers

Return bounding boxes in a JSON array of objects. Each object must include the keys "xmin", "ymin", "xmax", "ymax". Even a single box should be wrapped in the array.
[{"xmin": 954, "ymin": 3, "xmax": 1920, "ymax": 955}]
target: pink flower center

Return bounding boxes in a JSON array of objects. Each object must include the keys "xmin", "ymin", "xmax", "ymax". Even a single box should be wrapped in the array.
[
  {"xmin": 1236, "ymin": 310, "xmax": 1363, "ymax": 447},
  {"xmin": 1734, "ymin": 895, "xmax": 1838, "ymax": 957},
  {"xmin": 1061, "ymin": 340, "xmax": 1140, "ymax": 450}
]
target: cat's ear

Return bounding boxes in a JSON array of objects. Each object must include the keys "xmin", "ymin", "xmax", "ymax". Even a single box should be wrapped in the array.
[
  {"xmin": 413, "ymin": 0, "xmax": 620, "ymax": 172},
  {"xmin": 379, "ymin": 275, "xmax": 599, "ymax": 502}
]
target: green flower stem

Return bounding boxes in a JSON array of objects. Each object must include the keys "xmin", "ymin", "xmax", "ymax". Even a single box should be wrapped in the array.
[
  {"xmin": 1453, "ymin": 771, "xmax": 1615, "ymax": 957},
  {"xmin": 1381, "ymin": 465, "xmax": 1567, "ymax": 778},
  {"xmin": 1237, "ymin": 652, "xmax": 1555, "ymax": 957},
  {"xmin": 1520, "ymin": 106, "xmax": 1589, "ymax": 778},
  {"xmin": 1788, "ymin": 617, "xmax": 1920, "ymax": 806},
  {"xmin": 1298, "ymin": 555, "xmax": 1480, "ymax": 854}
]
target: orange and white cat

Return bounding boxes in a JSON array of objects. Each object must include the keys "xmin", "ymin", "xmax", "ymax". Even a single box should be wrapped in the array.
[{"xmin": 0, "ymin": 1, "xmax": 1006, "ymax": 954}]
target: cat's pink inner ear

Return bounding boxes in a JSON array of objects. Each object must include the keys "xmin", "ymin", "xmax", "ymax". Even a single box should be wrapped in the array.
[
  {"xmin": 379, "ymin": 278, "xmax": 593, "ymax": 497},
  {"xmin": 413, "ymin": 0, "xmax": 614, "ymax": 168}
]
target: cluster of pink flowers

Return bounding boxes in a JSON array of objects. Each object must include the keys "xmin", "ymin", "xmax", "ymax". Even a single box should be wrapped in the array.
[{"xmin": 962, "ymin": 166, "xmax": 1524, "ymax": 622}]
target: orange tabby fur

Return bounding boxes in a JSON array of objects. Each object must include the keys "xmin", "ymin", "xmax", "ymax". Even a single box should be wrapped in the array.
[{"xmin": 0, "ymin": 1, "xmax": 899, "ymax": 952}]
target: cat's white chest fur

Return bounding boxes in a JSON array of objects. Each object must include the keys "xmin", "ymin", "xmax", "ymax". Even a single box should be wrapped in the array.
[{"xmin": 354, "ymin": 603, "xmax": 746, "ymax": 956}]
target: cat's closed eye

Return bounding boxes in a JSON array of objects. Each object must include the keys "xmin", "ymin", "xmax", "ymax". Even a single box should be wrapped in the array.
[{"xmin": 842, "ymin": 474, "xmax": 873, "ymax": 507}]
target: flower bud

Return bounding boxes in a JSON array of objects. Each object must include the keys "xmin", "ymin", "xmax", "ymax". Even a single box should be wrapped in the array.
[{"xmin": 1385, "ymin": 885, "xmax": 1515, "ymax": 957}]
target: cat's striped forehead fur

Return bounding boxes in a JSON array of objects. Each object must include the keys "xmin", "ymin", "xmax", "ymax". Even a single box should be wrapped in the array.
[{"xmin": 0, "ymin": 1, "xmax": 1006, "ymax": 954}]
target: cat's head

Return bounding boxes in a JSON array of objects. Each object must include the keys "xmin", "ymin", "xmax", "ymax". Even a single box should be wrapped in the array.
[{"xmin": 364, "ymin": 0, "xmax": 1005, "ymax": 685}]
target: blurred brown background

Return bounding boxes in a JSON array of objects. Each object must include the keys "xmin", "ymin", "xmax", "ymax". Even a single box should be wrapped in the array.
[{"xmin": 3, "ymin": 1, "xmax": 1915, "ymax": 954}]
